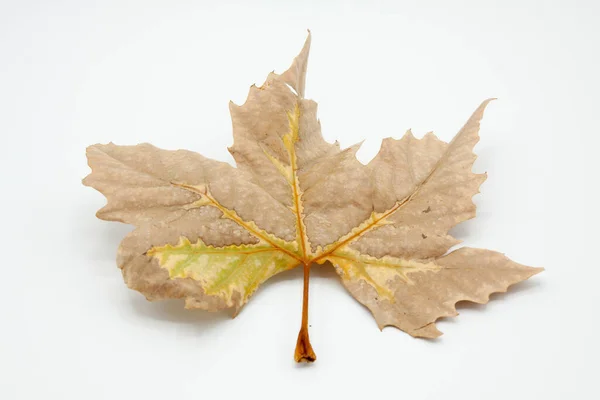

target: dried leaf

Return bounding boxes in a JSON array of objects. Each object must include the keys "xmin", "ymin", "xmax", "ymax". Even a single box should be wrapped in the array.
[{"xmin": 84, "ymin": 32, "xmax": 542, "ymax": 362}]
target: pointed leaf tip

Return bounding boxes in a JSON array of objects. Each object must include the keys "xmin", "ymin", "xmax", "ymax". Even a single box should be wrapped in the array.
[{"xmin": 281, "ymin": 32, "xmax": 312, "ymax": 98}]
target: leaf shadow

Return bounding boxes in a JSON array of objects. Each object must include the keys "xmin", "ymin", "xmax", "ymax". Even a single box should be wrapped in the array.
[
  {"xmin": 428, "ymin": 278, "xmax": 545, "ymax": 335},
  {"xmin": 72, "ymin": 199, "xmax": 133, "ymax": 264},
  {"xmin": 311, "ymin": 263, "xmax": 342, "ymax": 280},
  {"xmin": 472, "ymin": 145, "xmax": 497, "ymax": 175},
  {"xmin": 253, "ymin": 261, "xmax": 341, "ymax": 288},
  {"xmin": 448, "ymin": 278, "xmax": 543, "ymax": 314},
  {"xmin": 449, "ymin": 217, "xmax": 487, "ymax": 243},
  {"xmin": 373, "ymin": 277, "xmax": 545, "ymax": 344},
  {"xmin": 123, "ymin": 261, "xmax": 341, "ymax": 334},
  {"xmin": 129, "ymin": 294, "xmax": 231, "ymax": 328},
  {"xmin": 74, "ymin": 201, "xmax": 229, "ymax": 333}
]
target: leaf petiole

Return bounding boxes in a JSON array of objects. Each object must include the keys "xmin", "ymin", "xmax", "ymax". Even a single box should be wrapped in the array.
[{"xmin": 294, "ymin": 262, "xmax": 316, "ymax": 362}]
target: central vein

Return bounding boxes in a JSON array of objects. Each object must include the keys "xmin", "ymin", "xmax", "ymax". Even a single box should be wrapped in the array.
[{"xmin": 285, "ymin": 104, "xmax": 310, "ymax": 262}]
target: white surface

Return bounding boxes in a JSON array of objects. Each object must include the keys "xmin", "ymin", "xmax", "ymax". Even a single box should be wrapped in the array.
[{"xmin": 1, "ymin": 1, "xmax": 598, "ymax": 399}]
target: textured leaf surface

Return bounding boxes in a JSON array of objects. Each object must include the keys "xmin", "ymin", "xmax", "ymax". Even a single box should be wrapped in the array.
[{"xmin": 84, "ymin": 32, "xmax": 542, "ymax": 358}]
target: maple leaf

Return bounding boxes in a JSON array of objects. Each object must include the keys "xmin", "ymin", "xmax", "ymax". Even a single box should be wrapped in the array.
[{"xmin": 83, "ymin": 32, "xmax": 543, "ymax": 362}]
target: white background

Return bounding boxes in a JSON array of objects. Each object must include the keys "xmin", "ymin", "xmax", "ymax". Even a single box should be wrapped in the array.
[{"xmin": 1, "ymin": 1, "xmax": 598, "ymax": 399}]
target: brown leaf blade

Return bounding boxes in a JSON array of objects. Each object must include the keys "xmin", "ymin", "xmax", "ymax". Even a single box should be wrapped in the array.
[
  {"xmin": 350, "ymin": 100, "xmax": 492, "ymax": 260},
  {"xmin": 83, "ymin": 32, "xmax": 542, "ymax": 361},
  {"xmin": 84, "ymin": 143, "xmax": 303, "ymax": 312},
  {"xmin": 338, "ymin": 248, "xmax": 543, "ymax": 338}
]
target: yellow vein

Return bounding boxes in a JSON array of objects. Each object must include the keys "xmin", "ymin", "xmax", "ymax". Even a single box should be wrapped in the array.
[
  {"xmin": 312, "ymin": 103, "xmax": 487, "ymax": 263},
  {"xmin": 326, "ymin": 253, "xmax": 439, "ymax": 271},
  {"xmin": 172, "ymin": 182, "xmax": 302, "ymax": 263},
  {"xmin": 262, "ymin": 104, "xmax": 310, "ymax": 261},
  {"xmin": 286, "ymin": 104, "xmax": 310, "ymax": 261},
  {"xmin": 312, "ymin": 202, "xmax": 403, "ymax": 263}
]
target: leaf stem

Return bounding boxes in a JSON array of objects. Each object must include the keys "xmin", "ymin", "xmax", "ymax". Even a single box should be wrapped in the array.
[{"xmin": 294, "ymin": 262, "xmax": 316, "ymax": 362}]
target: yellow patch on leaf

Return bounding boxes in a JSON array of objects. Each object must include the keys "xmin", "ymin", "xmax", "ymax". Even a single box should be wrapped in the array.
[{"xmin": 147, "ymin": 237, "xmax": 299, "ymax": 309}]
